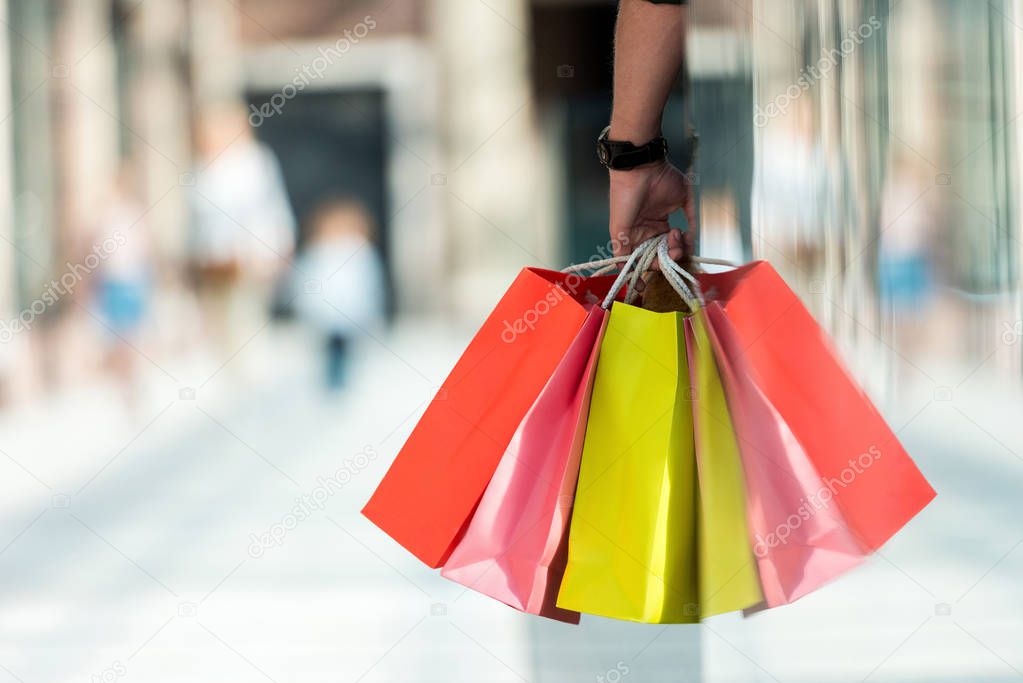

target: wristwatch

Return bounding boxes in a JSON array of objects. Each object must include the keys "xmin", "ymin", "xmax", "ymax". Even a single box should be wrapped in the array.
[{"xmin": 596, "ymin": 126, "xmax": 668, "ymax": 170}]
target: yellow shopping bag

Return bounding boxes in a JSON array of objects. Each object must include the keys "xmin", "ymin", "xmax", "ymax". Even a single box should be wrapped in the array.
[
  {"xmin": 557, "ymin": 302, "xmax": 762, "ymax": 623},
  {"xmin": 685, "ymin": 310, "xmax": 764, "ymax": 617}
]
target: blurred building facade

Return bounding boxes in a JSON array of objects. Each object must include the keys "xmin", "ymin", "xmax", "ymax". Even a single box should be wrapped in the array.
[{"xmin": 0, "ymin": 0, "xmax": 1022, "ymax": 404}]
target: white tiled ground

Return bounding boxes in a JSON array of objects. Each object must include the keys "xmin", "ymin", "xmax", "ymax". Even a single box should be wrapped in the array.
[{"xmin": 0, "ymin": 322, "xmax": 1019, "ymax": 682}]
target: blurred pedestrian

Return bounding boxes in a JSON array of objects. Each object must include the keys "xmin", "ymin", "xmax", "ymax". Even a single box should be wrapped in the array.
[
  {"xmin": 92, "ymin": 163, "xmax": 152, "ymax": 406},
  {"xmin": 188, "ymin": 102, "xmax": 297, "ymax": 375},
  {"xmin": 292, "ymin": 199, "xmax": 385, "ymax": 390},
  {"xmin": 879, "ymin": 155, "xmax": 936, "ymax": 311},
  {"xmin": 752, "ymin": 96, "xmax": 828, "ymax": 266}
]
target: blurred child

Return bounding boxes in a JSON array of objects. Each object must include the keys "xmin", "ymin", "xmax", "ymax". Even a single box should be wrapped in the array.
[
  {"xmin": 93, "ymin": 164, "xmax": 152, "ymax": 406},
  {"xmin": 293, "ymin": 200, "xmax": 385, "ymax": 390}
]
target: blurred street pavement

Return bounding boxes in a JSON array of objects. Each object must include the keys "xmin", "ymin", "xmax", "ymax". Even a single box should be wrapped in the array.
[{"xmin": 0, "ymin": 321, "xmax": 1020, "ymax": 682}]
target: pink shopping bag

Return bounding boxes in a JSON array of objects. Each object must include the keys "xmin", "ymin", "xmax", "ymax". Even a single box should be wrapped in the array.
[
  {"xmin": 704, "ymin": 303, "xmax": 867, "ymax": 606},
  {"xmin": 440, "ymin": 305, "xmax": 608, "ymax": 623},
  {"xmin": 363, "ymin": 268, "xmax": 619, "ymax": 567}
]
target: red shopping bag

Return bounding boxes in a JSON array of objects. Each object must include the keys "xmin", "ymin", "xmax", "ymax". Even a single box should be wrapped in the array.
[
  {"xmin": 363, "ymin": 268, "xmax": 619, "ymax": 567},
  {"xmin": 440, "ymin": 306, "xmax": 607, "ymax": 623},
  {"xmin": 698, "ymin": 262, "xmax": 935, "ymax": 551}
]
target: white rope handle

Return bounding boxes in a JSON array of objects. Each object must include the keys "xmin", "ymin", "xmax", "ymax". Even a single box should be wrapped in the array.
[
  {"xmin": 562, "ymin": 242, "xmax": 738, "ymax": 274},
  {"xmin": 659, "ymin": 251, "xmax": 705, "ymax": 306},
  {"xmin": 561, "ymin": 234, "xmax": 738, "ymax": 311},
  {"xmin": 590, "ymin": 262, "xmax": 621, "ymax": 276},
  {"xmin": 560, "ymin": 254, "xmax": 631, "ymax": 274},
  {"xmin": 655, "ymin": 239, "xmax": 702, "ymax": 309},
  {"xmin": 691, "ymin": 256, "xmax": 738, "ymax": 268},
  {"xmin": 625, "ymin": 239, "xmax": 660, "ymax": 305},
  {"xmin": 599, "ymin": 235, "xmax": 663, "ymax": 309}
]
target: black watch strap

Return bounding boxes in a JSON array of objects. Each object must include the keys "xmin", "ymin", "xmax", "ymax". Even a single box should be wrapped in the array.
[{"xmin": 597, "ymin": 126, "xmax": 668, "ymax": 170}]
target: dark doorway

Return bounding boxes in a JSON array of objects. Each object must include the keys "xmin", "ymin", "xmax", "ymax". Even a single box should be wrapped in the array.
[
  {"xmin": 245, "ymin": 88, "xmax": 393, "ymax": 316},
  {"xmin": 529, "ymin": 3, "xmax": 699, "ymax": 266}
]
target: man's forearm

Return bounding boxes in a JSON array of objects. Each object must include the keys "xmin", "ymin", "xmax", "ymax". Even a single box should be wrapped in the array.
[{"xmin": 609, "ymin": 0, "xmax": 687, "ymax": 144}]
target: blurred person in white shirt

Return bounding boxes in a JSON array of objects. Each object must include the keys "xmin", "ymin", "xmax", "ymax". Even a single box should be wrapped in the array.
[
  {"xmin": 292, "ymin": 199, "xmax": 385, "ymax": 390},
  {"xmin": 188, "ymin": 103, "xmax": 297, "ymax": 371}
]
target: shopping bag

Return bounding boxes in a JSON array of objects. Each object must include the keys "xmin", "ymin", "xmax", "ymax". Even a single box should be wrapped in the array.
[
  {"xmin": 362, "ymin": 268, "xmax": 619, "ymax": 567},
  {"xmin": 697, "ymin": 262, "xmax": 936, "ymax": 552},
  {"xmin": 703, "ymin": 302, "xmax": 866, "ymax": 607},
  {"xmin": 440, "ymin": 305, "xmax": 608, "ymax": 623},
  {"xmin": 683, "ymin": 311, "xmax": 765, "ymax": 616},
  {"xmin": 556, "ymin": 302, "xmax": 762, "ymax": 623}
]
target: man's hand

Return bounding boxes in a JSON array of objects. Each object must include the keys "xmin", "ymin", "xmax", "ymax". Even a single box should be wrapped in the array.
[
  {"xmin": 610, "ymin": 161, "xmax": 696, "ymax": 263},
  {"xmin": 607, "ymin": 0, "xmax": 690, "ymax": 265}
]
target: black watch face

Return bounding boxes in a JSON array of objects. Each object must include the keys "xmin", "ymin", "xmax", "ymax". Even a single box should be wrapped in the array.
[{"xmin": 597, "ymin": 145, "xmax": 610, "ymax": 165}]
